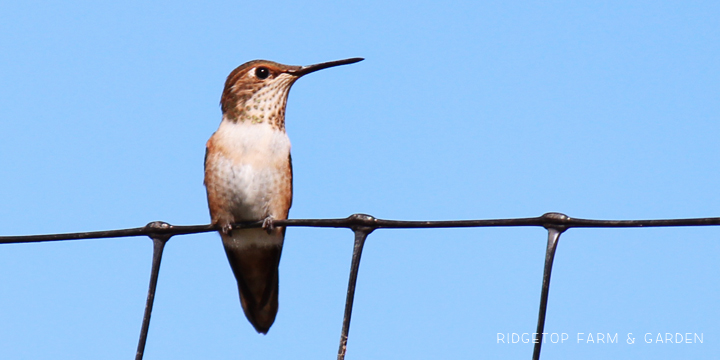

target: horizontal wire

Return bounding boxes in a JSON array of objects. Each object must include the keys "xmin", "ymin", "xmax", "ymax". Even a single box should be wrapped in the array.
[{"xmin": 2, "ymin": 212, "xmax": 720, "ymax": 244}]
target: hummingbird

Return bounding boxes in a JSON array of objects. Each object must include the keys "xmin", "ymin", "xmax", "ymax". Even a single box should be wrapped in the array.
[{"xmin": 204, "ymin": 57, "xmax": 363, "ymax": 334}]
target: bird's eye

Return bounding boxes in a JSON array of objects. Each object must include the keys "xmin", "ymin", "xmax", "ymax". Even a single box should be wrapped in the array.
[{"xmin": 255, "ymin": 67, "xmax": 270, "ymax": 79}]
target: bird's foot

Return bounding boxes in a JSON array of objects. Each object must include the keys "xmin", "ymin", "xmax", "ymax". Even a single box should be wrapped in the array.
[
  {"xmin": 262, "ymin": 216, "xmax": 275, "ymax": 235},
  {"xmin": 220, "ymin": 223, "xmax": 233, "ymax": 236}
]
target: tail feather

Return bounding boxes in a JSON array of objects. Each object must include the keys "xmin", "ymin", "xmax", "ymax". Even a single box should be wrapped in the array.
[{"xmin": 223, "ymin": 229, "xmax": 282, "ymax": 334}]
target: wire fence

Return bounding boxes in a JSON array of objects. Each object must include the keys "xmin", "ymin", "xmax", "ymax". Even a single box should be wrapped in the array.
[{"xmin": 2, "ymin": 212, "xmax": 719, "ymax": 360}]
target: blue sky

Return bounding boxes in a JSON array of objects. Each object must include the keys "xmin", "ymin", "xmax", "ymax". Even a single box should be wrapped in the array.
[{"xmin": 1, "ymin": 1, "xmax": 718, "ymax": 359}]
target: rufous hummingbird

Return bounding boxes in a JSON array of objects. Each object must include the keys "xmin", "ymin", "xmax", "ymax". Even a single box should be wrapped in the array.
[{"xmin": 204, "ymin": 57, "xmax": 363, "ymax": 334}]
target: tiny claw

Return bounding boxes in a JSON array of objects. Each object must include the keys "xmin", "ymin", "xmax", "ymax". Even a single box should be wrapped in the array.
[
  {"xmin": 221, "ymin": 223, "xmax": 233, "ymax": 236},
  {"xmin": 262, "ymin": 216, "xmax": 275, "ymax": 235}
]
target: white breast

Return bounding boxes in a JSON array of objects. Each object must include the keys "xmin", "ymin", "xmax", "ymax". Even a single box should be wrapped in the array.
[{"xmin": 209, "ymin": 120, "xmax": 291, "ymax": 221}]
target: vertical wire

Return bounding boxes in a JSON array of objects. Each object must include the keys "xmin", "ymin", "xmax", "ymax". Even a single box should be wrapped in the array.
[
  {"xmin": 337, "ymin": 223, "xmax": 374, "ymax": 360},
  {"xmin": 531, "ymin": 226, "xmax": 565, "ymax": 360},
  {"xmin": 135, "ymin": 222, "xmax": 172, "ymax": 360}
]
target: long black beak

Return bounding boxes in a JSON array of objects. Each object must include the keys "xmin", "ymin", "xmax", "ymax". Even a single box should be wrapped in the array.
[{"xmin": 287, "ymin": 57, "xmax": 364, "ymax": 77}]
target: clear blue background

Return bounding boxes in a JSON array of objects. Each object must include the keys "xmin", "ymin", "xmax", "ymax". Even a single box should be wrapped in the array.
[{"xmin": 1, "ymin": 1, "xmax": 718, "ymax": 359}]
